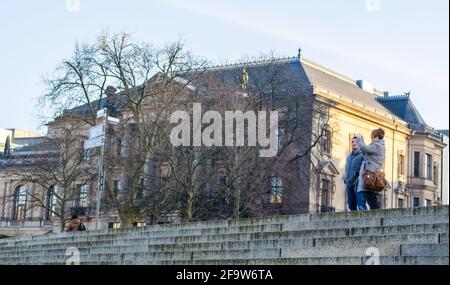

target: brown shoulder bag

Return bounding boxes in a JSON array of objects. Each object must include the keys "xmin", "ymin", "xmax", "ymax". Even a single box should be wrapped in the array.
[{"xmin": 363, "ymin": 169, "xmax": 386, "ymax": 192}]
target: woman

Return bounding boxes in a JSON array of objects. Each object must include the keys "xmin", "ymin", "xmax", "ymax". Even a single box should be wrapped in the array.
[
  {"xmin": 66, "ymin": 215, "xmax": 86, "ymax": 232},
  {"xmin": 355, "ymin": 128, "xmax": 386, "ymax": 210}
]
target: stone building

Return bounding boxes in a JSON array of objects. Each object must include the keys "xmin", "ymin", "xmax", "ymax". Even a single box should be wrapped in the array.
[
  {"xmin": 0, "ymin": 52, "xmax": 446, "ymax": 236},
  {"xmin": 0, "ymin": 128, "xmax": 43, "ymax": 153},
  {"xmin": 437, "ymin": 130, "xmax": 449, "ymax": 205},
  {"xmin": 376, "ymin": 95, "xmax": 447, "ymax": 208}
]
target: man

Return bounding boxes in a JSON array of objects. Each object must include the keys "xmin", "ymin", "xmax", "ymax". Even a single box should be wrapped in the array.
[
  {"xmin": 344, "ymin": 136, "xmax": 364, "ymax": 211},
  {"xmin": 355, "ymin": 128, "xmax": 386, "ymax": 210}
]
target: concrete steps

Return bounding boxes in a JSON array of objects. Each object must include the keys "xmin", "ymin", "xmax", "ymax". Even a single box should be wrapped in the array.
[{"xmin": 0, "ymin": 206, "xmax": 448, "ymax": 265}]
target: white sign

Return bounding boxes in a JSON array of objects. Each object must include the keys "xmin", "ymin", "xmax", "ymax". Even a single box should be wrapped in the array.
[
  {"xmin": 84, "ymin": 137, "xmax": 104, "ymax": 150},
  {"xmin": 97, "ymin": 108, "xmax": 107, "ymax": 119},
  {"xmin": 107, "ymin": 116, "xmax": 120, "ymax": 124},
  {"xmin": 89, "ymin": 124, "xmax": 104, "ymax": 139}
]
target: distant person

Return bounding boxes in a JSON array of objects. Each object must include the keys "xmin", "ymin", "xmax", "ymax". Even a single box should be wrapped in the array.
[
  {"xmin": 355, "ymin": 128, "xmax": 386, "ymax": 210},
  {"xmin": 344, "ymin": 136, "xmax": 364, "ymax": 211},
  {"xmin": 66, "ymin": 215, "xmax": 86, "ymax": 232}
]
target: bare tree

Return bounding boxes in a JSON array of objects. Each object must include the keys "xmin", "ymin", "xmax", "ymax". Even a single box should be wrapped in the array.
[
  {"xmin": 97, "ymin": 33, "xmax": 207, "ymax": 226},
  {"xmin": 41, "ymin": 41, "xmax": 109, "ymax": 126},
  {"xmin": 19, "ymin": 121, "xmax": 97, "ymax": 232}
]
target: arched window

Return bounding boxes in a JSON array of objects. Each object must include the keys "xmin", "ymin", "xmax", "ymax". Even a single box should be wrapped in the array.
[
  {"xmin": 45, "ymin": 186, "xmax": 56, "ymax": 221},
  {"xmin": 12, "ymin": 185, "xmax": 27, "ymax": 220}
]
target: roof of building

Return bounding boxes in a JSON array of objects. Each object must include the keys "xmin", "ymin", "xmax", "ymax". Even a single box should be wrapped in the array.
[
  {"xmin": 60, "ymin": 53, "xmax": 407, "ymax": 120},
  {"xmin": 300, "ymin": 58, "xmax": 393, "ymax": 114},
  {"xmin": 375, "ymin": 94, "xmax": 427, "ymax": 126},
  {"xmin": 437, "ymin": 129, "xmax": 449, "ymax": 137}
]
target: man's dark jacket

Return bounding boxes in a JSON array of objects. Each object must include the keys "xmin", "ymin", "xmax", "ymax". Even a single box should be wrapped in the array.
[{"xmin": 344, "ymin": 150, "xmax": 363, "ymax": 186}]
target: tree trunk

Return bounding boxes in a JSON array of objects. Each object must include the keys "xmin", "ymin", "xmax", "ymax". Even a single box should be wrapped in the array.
[
  {"xmin": 234, "ymin": 185, "xmax": 241, "ymax": 219},
  {"xmin": 186, "ymin": 188, "xmax": 194, "ymax": 222},
  {"xmin": 59, "ymin": 209, "xmax": 66, "ymax": 232}
]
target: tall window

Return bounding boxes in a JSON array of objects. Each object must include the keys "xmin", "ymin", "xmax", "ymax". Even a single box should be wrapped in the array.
[
  {"xmin": 321, "ymin": 127, "xmax": 332, "ymax": 155},
  {"xmin": 12, "ymin": 186, "xmax": 27, "ymax": 220},
  {"xmin": 397, "ymin": 198, "xmax": 404, "ymax": 209},
  {"xmin": 270, "ymin": 177, "xmax": 283, "ymax": 204},
  {"xmin": 434, "ymin": 164, "xmax": 439, "ymax": 185},
  {"xmin": 136, "ymin": 178, "xmax": 144, "ymax": 200},
  {"xmin": 82, "ymin": 150, "xmax": 90, "ymax": 161},
  {"xmin": 321, "ymin": 179, "xmax": 330, "ymax": 207},
  {"xmin": 398, "ymin": 154, "xmax": 405, "ymax": 176},
  {"xmin": 413, "ymin": 152, "xmax": 420, "ymax": 177},
  {"xmin": 116, "ymin": 137, "xmax": 122, "ymax": 157},
  {"xmin": 160, "ymin": 162, "xmax": 171, "ymax": 178},
  {"xmin": 277, "ymin": 127, "xmax": 285, "ymax": 150},
  {"xmin": 413, "ymin": 197, "xmax": 420, "ymax": 207},
  {"xmin": 113, "ymin": 180, "xmax": 121, "ymax": 195},
  {"xmin": 78, "ymin": 186, "xmax": 89, "ymax": 208},
  {"xmin": 45, "ymin": 186, "xmax": 56, "ymax": 221},
  {"xmin": 425, "ymin": 154, "xmax": 432, "ymax": 180}
]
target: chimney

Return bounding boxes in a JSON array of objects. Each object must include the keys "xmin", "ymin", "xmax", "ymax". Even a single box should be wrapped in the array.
[
  {"xmin": 383, "ymin": 91, "xmax": 389, "ymax": 98},
  {"xmin": 356, "ymin": 80, "xmax": 374, "ymax": 93}
]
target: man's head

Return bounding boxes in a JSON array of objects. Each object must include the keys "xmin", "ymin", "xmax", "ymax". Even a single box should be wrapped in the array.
[
  {"xmin": 371, "ymin": 128, "xmax": 385, "ymax": 141},
  {"xmin": 351, "ymin": 136, "xmax": 359, "ymax": 151}
]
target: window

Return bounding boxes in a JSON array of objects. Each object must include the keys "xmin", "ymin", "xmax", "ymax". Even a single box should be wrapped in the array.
[
  {"xmin": 12, "ymin": 186, "xmax": 27, "ymax": 220},
  {"xmin": 82, "ymin": 150, "xmax": 90, "ymax": 161},
  {"xmin": 78, "ymin": 186, "xmax": 89, "ymax": 207},
  {"xmin": 136, "ymin": 178, "xmax": 144, "ymax": 200},
  {"xmin": 321, "ymin": 179, "xmax": 330, "ymax": 207},
  {"xmin": 270, "ymin": 177, "xmax": 283, "ymax": 204},
  {"xmin": 413, "ymin": 152, "xmax": 420, "ymax": 177},
  {"xmin": 133, "ymin": 222, "xmax": 146, "ymax": 228},
  {"xmin": 321, "ymin": 127, "xmax": 332, "ymax": 155},
  {"xmin": 277, "ymin": 127, "xmax": 285, "ymax": 150},
  {"xmin": 413, "ymin": 197, "xmax": 420, "ymax": 207},
  {"xmin": 116, "ymin": 137, "xmax": 122, "ymax": 157},
  {"xmin": 425, "ymin": 154, "xmax": 432, "ymax": 180},
  {"xmin": 108, "ymin": 222, "xmax": 121, "ymax": 229},
  {"xmin": 45, "ymin": 186, "xmax": 56, "ymax": 221},
  {"xmin": 425, "ymin": 199, "xmax": 432, "ymax": 207},
  {"xmin": 398, "ymin": 154, "xmax": 405, "ymax": 176},
  {"xmin": 434, "ymin": 164, "xmax": 439, "ymax": 185},
  {"xmin": 160, "ymin": 162, "xmax": 171, "ymax": 177},
  {"xmin": 397, "ymin": 198, "xmax": 404, "ymax": 209},
  {"xmin": 113, "ymin": 180, "xmax": 121, "ymax": 195},
  {"xmin": 220, "ymin": 176, "xmax": 231, "ymax": 204}
]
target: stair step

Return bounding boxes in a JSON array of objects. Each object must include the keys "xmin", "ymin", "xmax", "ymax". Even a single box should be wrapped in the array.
[
  {"xmin": 1, "ymin": 214, "xmax": 447, "ymax": 249},
  {"xmin": 1, "ymin": 223, "xmax": 447, "ymax": 254}
]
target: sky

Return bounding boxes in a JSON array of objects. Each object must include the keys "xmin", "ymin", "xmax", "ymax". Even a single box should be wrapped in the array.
[{"xmin": 0, "ymin": 0, "xmax": 448, "ymax": 134}]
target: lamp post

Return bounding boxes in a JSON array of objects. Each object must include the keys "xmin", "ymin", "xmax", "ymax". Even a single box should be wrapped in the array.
[{"xmin": 84, "ymin": 108, "xmax": 119, "ymax": 230}]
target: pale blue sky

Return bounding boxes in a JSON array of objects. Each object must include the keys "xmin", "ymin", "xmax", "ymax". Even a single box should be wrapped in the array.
[{"xmin": 0, "ymin": 0, "xmax": 448, "ymax": 133}]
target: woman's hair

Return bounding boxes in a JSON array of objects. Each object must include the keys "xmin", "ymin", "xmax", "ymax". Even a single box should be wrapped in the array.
[
  {"xmin": 371, "ymin": 128, "xmax": 385, "ymax": 140},
  {"xmin": 71, "ymin": 215, "xmax": 79, "ymax": 220}
]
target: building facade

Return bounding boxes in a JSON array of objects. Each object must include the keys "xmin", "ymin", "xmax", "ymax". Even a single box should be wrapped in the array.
[
  {"xmin": 437, "ymin": 130, "xmax": 449, "ymax": 205},
  {"xmin": 0, "ymin": 53, "xmax": 446, "ymax": 236},
  {"xmin": 376, "ymin": 95, "xmax": 447, "ymax": 208}
]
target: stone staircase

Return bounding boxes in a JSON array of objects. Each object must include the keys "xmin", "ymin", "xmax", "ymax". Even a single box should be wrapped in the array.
[{"xmin": 0, "ymin": 206, "xmax": 448, "ymax": 265}]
